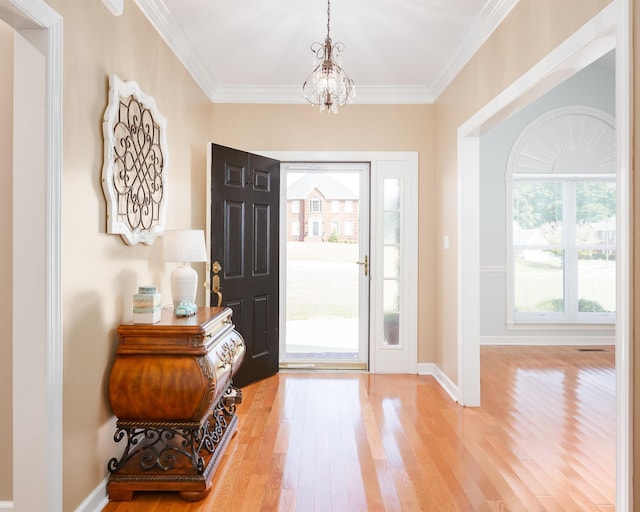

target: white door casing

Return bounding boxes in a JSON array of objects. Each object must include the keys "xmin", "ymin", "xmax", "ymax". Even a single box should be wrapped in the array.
[
  {"xmin": 3, "ymin": 0, "xmax": 63, "ymax": 511},
  {"xmin": 258, "ymin": 151, "xmax": 418, "ymax": 374}
]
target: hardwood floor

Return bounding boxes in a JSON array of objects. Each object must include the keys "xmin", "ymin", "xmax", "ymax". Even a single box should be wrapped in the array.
[{"xmin": 102, "ymin": 345, "xmax": 615, "ymax": 511}]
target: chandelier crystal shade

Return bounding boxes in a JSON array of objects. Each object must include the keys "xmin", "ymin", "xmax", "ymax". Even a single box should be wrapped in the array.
[{"xmin": 302, "ymin": 0, "xmax": 355, "ymax": 113}]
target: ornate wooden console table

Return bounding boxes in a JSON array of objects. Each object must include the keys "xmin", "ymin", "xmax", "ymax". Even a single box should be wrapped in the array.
[{"xmin": 107, "ymin": 307, "xmax": 245, "ymax": 501}]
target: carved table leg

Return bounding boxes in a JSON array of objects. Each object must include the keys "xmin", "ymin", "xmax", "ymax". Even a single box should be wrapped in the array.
[
  {"xmin": 179, "ymin": 486, "xmax": 213, "ymax": 502},
  {"xmin": 106, "ymin": 488, "xmax": 134, "ymax": 501}
]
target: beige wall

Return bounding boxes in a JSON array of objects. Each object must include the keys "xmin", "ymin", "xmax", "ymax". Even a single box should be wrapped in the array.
[
  {"xmin": 41, "ymin": 0, "xmax": 213, "ymax": 509},
  {"xmin": 6, "ymin": 0, "xmax": 633, "ymax": 508},
  {"xmin": 633, "ymin": 0, "xmax": 639, "ymax": 503},
  {"xmin": 211, "ymin": 104, "xmax": 437, "ymax": 362},
  {"xmin": 433, "ymin": 0, "xmax": 613, "ymax": 381},
  {"xmin": 0, "ymin": 18, "xmax": 13, "ymax": 503}
]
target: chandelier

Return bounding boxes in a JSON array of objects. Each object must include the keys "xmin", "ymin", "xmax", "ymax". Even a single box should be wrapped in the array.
[{"xmin": 302, "ymin": 0, "xmax": 355, "ymax": 113}]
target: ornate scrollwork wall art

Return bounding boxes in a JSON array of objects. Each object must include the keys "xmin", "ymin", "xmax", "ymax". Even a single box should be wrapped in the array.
[{"xmin": 102, "ymin": 74, "xmax": 168, "ymax": 245}]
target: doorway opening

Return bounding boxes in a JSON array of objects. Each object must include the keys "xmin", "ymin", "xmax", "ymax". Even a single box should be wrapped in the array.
[
  {"xmin": 259, "ymin": 150, "xmax": 418, "ymax": 375},
  {"xmin": 280, "ymin": 162, "xmax": 370, "ymax": 370},
  {"xmin": 457, "ymin": 1, "xmax": 630, "ymax": 508},
  {"xmin": 1, "ymin": 1, "xmax": 64, "ymax": 510}
]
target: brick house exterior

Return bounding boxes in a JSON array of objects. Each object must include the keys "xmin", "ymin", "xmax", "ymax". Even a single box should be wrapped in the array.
[{"xmin": 287, "ymin": 174, "xmax": 359, "ymax": 242}]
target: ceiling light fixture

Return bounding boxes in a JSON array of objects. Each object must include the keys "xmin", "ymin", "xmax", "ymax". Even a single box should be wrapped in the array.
[{"xmin": 302, "ymin": 0, "xmax": 355, "ymax": 113}]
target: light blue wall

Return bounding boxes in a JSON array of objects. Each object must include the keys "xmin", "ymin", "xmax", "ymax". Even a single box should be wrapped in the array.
[{"xmin": 479, "ymin": 53, "xmax": 615, "ymax": 340}]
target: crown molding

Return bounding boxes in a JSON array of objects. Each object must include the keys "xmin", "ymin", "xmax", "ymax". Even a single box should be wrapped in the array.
[
  {"xmin": 135, "ymin": 0, "xmax": 518, "ymax": 105},
  {"xmin": 134, "ymin": 0, "xmax": 218, "ymax": 102},
  {"xmin": 430, "ymin": 0, "xmax": 520, "ymax": 100},
  {"xmin": 210, "ymin": 85, "xmax": 302, "ymax": 104},
  {"xmin": 101, "ymin": 0, "xmax": 123, "ymax": 16},
  {"xmin": 211, "ymin": 84, "xmax": 434, "ymax": 104},
  {"xmin": 340, "ymin": 85, "xmax": 435, "ymax": 105}
]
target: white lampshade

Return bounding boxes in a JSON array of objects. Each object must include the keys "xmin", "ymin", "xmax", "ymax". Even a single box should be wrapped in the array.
[
  {"xmin": 161, "ymin": 229, "xmax": 207, "ymax": 263},
  {"xmin": 161, "ymin": 230, "xmax": 207, "ymax": 309}
]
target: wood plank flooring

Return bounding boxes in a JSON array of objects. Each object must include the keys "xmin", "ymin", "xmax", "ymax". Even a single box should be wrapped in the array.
[{"xmin": 102, "ymin": 345, "xmax": 615, "ymax": 511}]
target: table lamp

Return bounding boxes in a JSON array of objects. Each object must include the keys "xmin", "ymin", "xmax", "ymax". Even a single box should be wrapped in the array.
[{"xmin": 161, "ymin": 229, "xmax": 207, "ymax": 316}]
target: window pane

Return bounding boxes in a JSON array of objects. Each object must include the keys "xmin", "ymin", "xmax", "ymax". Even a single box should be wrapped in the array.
[
  {"xmin": 576, "ymin": 181, "xmax": 616, "ymax": 225},
  {"xmin": 514, "ymin": 249, "xmax": 564, "ymax": 312},
  {"xmin": 383, "ymin": 280, "xmax": 400, "ymax": 346},
  {"xmin": 383, "ymin": 280, "xmax": 399, "ymax": 312},
  {"xmin": 384, "ymin": 312, "xmax": 400, "ymax": 346},
  {"xmin": 384, "ymin": 179, "xmax": 400, "ymax": 211},
  {"xmin": 384, "ymin": 246, "xmax": 400, "ymax": 278},
  {"xmin": 576, "ymin": 181, "xmax": 616, "ymax": 246},
  {"xmin": 384, "ymin": 212, "xmax": 400, "ymax": 244},
  {"xmin": 513, "ymin": 181, "xmax": 563, "ymax": 235},
  {"xmin": 578, "ymin": 249, "xmax": 616, "ymax": 313}
]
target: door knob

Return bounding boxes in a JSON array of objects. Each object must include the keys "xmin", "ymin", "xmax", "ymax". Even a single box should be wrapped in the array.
[
  {"xmin": 212, "ymin": 261, "xmax": 223, "ymax": 306},
  {"xmin": 356, "ymin": 255, "xmax": 368, "ymax": 277}
]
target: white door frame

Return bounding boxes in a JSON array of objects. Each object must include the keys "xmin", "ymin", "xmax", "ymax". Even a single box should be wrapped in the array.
[
  {"xmin": 257, "ymin": 151, "xmax": 418, "ymax": 374},
  {"xmin": 2, "ymin": 1, "xmax": 63, "ymax": 511},
  {"xmin": 457, "ymin": 1, "xmax": 631, "ymax": 509}
]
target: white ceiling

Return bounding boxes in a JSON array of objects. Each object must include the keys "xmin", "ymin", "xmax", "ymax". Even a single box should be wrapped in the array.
[{"xmin": 134, "ymin": 0, "xmax": 520, "ymax": 104}]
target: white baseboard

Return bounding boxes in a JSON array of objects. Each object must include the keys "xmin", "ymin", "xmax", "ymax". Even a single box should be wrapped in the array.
[
  {"xmin": 0, "ymin": 501, "xmax": 14, "ymax": 510},
  {"xmin": 417, "ymin": 362, "xmax": 433, "ymax": 376},
  {"xmin": 74, "ymin": 476, "xmax": 108, "ymax": 512},
  {"xmin": 480, "ymin": 335, "xmax": 615, "ymax": 346},
  {"xmin": 417, "ymin": 363, "xmax": 459, "ymax": 403}
]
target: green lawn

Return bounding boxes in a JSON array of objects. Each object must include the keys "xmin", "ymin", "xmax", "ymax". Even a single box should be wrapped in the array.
[
  {"xmin": 287, "ymin": 243, "xmax": 617, "ymax": 317},
  {"xmin": 286, "ymin": 241, "xmax": 360, "ymax": 320},
  {"xmin": 515, "ymin": 258, "xmax": 616, "ymax": 312}
]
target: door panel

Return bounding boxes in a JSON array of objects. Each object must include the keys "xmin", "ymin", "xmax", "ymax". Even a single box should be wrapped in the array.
[
  {"xmin": 225, "ymin": 201, "xmax": 244, "ymax": 277},
  {"xmin": 209, "ymin": 143, "xmax": 280, "ymax": 387},
  {"xmin": 254, "ymin": 204, "xmax": 270, "ymax": 274}
]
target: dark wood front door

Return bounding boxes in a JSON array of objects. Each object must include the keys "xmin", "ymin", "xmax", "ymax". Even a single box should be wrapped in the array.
[{"xmin": 209, "ymin": 143, "xmax": 280, "ymax": 388}]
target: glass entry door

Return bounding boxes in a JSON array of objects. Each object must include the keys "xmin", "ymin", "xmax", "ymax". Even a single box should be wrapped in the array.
[{"xmin": 281, "ymin": 162, "xmax": 370, "ymax": 369}]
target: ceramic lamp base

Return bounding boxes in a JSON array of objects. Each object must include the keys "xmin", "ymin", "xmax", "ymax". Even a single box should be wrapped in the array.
[{"xmin": 170, "ymin": 264, "xmax": 198, "ymax": 307}]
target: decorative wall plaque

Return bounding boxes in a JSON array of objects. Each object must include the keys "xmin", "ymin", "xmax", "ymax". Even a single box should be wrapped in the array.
[{"xmin": 102, "ymin": 74, "xmax": 168, "ymax": 245}]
